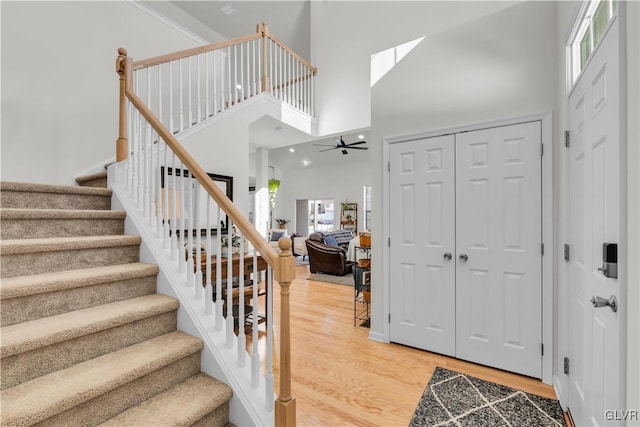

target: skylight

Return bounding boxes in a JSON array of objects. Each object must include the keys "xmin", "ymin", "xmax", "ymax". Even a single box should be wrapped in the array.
[{"xmin": 371, "ymin": 36, "xmax": 425, "ymax": 87}]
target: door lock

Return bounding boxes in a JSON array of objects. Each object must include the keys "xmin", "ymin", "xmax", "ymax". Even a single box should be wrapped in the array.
[
  {"xmin": 459, "ymin": 254, "xmax": 468, "ymax": 262},
  {"xmin": 591, "ymin": 295, "xmax": 618, "ymax": 313},
  {"xmin": 443, "ymin": 252, "xmax": 452, "ymax": 261}
]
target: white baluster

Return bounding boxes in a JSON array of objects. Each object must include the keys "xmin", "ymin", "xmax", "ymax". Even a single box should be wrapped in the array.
[
  {"xmin": 144, "ymin": 68, "xmax": 151, "ymax": 219},
  {"xmin": 195, "ymin": 183, "xmax": 203, "ymax": 296},
  {"xmin": 226, "ymin": 221, "xmax": 234, "ymax": 348},
  {"xmin": 237, "ymin": 233, "xmax": 246, "ymax": 367},
  {"xmin": 251, "ymin": 246, "xmax": 260, "ymax": 388},
  {"xmin": 197, "ymin": 54, "xmax": 202, "ymax": 123},
  {"xmin": 234, "ymin": 44, "xmax": 238, "ymax": 105},
  {"xmin": 239, "ymin": 43, "xmax": 245, "ymax": 101},
  {"xmin": 169, "ymin": 61, "xmax": 174, "ymax": 134},
  {"xmin": 265, "ymin": 266, "xmax": 274, "ymax": 411},
  {"xmin": 269, "ymin": 40, "xmax": 274, "ymax": 95},
  {"xmin": 205, "ymin": 197, "xmax": 213, "ymax": 315},
  {"xmin": 215, "ymin": 207, "xmax": 223, "ymax": 330},
  {"xmin": 170, "ymin": 154, "xmax": 178, "ymax": 261},
  {"xmin": 179, "ymin": 58, "xmax": 184, "ymax": 131},
  {"xmin": 188, "ymin": 56, "xmax": 192, "ymax": 128},
  {"xmin": 205, "ymin": 52, "xmax": 210, "ymax": 119},
  {"xmin": 252, "ymin": 40, "xmax": 256, "ymax": 97},
  {"xmin": 158, "ymin": 65, "xmax": 163, "ymax": 133},
  {"xmin": 179, "ymin": 163, "xmax": 186, "ymax": 272},
  {"xmin": 227, "ymin": 46, "xmax": 232, "ymax": 110},
  {"xmin": 163, "ymin": 147, "xmax": 170, "ymax": 246},
  {"xmin": 127, "ymin": 101, "xmax": 133, "ymax": 192},
  {"xmin": 257, "ymin": 41, "xmax": 262, "ymax": 95}
]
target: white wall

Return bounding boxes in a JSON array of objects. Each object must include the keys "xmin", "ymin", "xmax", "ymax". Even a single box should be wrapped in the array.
[
  {"xmin": 0, "ymin": 1, "xmax": 217, "ymax": 185},
  {"xmin": 309, "ymin": 1, "xmax": 520, "ymax": 137},
  {"xmin": 371, "ymin": 1, "xmax": 558, "ymax": 342},
  {"xmin": 274, "ymin": 160, "xmax": 371, "ymax": 236}
]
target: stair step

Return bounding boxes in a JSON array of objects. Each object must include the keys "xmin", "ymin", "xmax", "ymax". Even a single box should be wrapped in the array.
[
  {"xmin": 1, "ymin": 294, "xmax": 180, "ymax": 389},
  {"xmin": 100, "ymin": 373, "xmax": 232, "ymax": 427},
  {"xmin": 1, "ymin": 263, "xmax": 158, "ymax": 325},
  {"xmin": 76, "ymin": 171, "xmax": 108, "ymax": 188},
  {"xmin": 0, "ymin": 331, "xmax": 203, "ymax": 426},
  {"xmin": 0, "ymin": 235, "xmax": 141, "ymax": 278},
  {"xmin": 0, "ymin": 181, "xmax": 112, "ymax": 210},
  {"xmin": 0, "ymin": 208, "xmax": 125, "ymax": 239}
]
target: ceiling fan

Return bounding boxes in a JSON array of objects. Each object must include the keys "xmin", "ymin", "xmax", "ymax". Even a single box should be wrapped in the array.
[{"xmin": 314, "ymin": 136, "xmax": 368, "ymax": 155}]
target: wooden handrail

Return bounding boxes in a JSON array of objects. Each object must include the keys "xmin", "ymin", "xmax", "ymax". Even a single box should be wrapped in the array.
[
  {"xmin": 132, "ymin": 33, "xmax": 262, "ymax": 70},
  {"xmin": 272, "ymin": 72, "xmax": 315, "ymax": 92},
  {"xmin": 124, "ymin": 87, "xmax": 277, "ymax": 267},
  {"xmin": 267, "ymin": 33, "xmax": 317, "ymax": 76}
]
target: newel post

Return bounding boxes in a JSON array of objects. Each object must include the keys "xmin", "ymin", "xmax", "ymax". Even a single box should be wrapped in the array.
[
  {"xmin": 258, "ymin": 21, "xmax": 270, "ymax": 93},
  {"xmin": 274, "ymin": 238, "xmax": 296, "ymax": 426},
  {"xmin": 115, "ymin": 48, "xmax": 130, "ymax": 162}
]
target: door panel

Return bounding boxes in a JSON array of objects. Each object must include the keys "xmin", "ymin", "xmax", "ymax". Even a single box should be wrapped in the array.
[
  {"xmin": 455, "ymin": 122, "xmax": 542, "ymax": 378},
  {"xmin": 390, "ymin": 135, "xmax": 456, "ymax": 356},
  {"xmin": 568, "ymin": 18, "xmax": 621, "ymax": 427}
]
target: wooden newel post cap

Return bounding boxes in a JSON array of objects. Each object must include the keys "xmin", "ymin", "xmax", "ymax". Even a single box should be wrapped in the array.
[
  {"xmin": 277, "ymin": 237, "xmax": 292, "ymax": 254},
  {"xmin": 118, "ymin": 48, "xmax": 128, "ymax": 56}
]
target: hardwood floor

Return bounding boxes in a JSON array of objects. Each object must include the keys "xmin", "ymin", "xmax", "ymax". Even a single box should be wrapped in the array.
[{"xmin": 264, "ymin": 264, "xmax": 558, "ymax": 426}]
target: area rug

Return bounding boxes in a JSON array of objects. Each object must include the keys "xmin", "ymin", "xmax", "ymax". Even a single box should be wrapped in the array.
[
  {"xmin": 409, "ymin": 367, "xmax": 565, "ymax": 427},
  {"xmin": 307, "ymin": 272, "xmax": 354, "ymax": 286}
]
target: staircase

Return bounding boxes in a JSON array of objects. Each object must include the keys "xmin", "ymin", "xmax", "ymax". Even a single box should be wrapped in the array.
[{"xmin": 0, "ymin": 179, "xmax": 233, "ymax": 426}]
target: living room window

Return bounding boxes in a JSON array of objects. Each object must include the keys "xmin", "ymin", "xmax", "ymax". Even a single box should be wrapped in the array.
[{"xmin": 363, "ymin": 185, "xmax": 372, "ymax": 231}]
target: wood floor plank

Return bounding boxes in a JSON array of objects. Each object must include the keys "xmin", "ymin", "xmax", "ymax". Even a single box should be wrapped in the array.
[{"xmin": 259, "ymin": 265, "xmax": 558, "ymax": 426}]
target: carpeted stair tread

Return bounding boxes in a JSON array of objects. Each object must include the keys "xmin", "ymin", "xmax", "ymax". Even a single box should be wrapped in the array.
[
  {"xmin": 0, "ymin": 331, "xmax": 203, "ymax": 426},
  {"xmin": 0, "ymin": 235, "xmax": 141, "ymax": 255},
  {"xmin": 0, "ymin": 208, "xmax": 125, "ymax": 219},
  {"xmin": 0, "ymin": 181, "xmax": 112, "ymax": 196},
  {"xmin": 100, "ymin": 373, "xmax": 232, "ymax": 427},
  {"xmin": 1, "ymin": 294, "xmax": 179, "ymax": 357},
  {"xmin": 0, "ymin": 263, "xmax": 158, "ymax": 300},
  {"xmin": 75, "ymin": 171, "xmax": 107, "ymax": 184}
]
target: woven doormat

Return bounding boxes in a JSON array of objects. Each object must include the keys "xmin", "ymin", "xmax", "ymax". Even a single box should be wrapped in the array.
[{"xmin": 410, "ymin": 367, "xmax": 565, "ymax": 427}]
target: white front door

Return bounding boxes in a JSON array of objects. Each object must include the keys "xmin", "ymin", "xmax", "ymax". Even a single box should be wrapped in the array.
[
  {"xmin": 389, "ymin": 134, "xmax": 456, "ymax": 356},
  {"xmin": 568, "ymin": 18, "xmax": 622, "ymax": 426},
  {"xmin": 455, "ymin": 122, "xmax": 542, "ymax": 378}
]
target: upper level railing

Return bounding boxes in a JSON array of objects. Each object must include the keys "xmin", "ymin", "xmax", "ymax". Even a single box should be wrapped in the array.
[
  {"xmin": 126, "ymin": 22, "xmax": 316, "ymax": 139},
  {"xmin": 113, "ymin": 22, "xmax": 310, "ymax": 427}
]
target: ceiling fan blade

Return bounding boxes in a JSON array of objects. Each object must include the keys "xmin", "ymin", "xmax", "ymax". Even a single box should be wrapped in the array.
[
  {"xmin": 319, "ymin": 147, "xmax": 337, "ymax": 152},
  {"xmin": 313, "ymin": 143, "xmax": 336, "ymax": 147},
  {"xmin": 347, "ymin": 146, "xmax": 369, "ymax": 150},
  {"xmin": 345, "ymin": 140, "xmax": 367, "ymax": 146}
]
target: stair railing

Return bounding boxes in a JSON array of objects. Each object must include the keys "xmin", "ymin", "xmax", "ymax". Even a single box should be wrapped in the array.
[
  {"xmin": 113, "ymin": 24, "xmax": 308, "ymax": 426},
  {"xmin": 117, "ymin": 22, "xmax": 316, "ymax": 146}
]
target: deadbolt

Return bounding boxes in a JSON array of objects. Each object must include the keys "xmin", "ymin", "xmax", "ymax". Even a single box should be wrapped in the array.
[
  {"xmin": 459, "ymin": 254, "xmax": 468, "ymax": 262},
  {"xmin": 443, "ymin": 252, "xmax": 452, "ymax": 261}
]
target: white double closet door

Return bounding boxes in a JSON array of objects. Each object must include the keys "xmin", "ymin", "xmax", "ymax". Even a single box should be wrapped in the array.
[{"xmin": 389, "ymin": 121, "xmax": 543, "ymax": 378}]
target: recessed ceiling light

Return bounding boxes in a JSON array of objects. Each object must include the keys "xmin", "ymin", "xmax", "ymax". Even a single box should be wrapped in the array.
[
  {"xmin": 289, "ymin": 148, "xmax": 295, "ymax": 152},
  {"xmin": 302, "ymin": 160, "xmax": 310, "ymax": 167},
  {"xmin": 358, "ymin": 134, "xmax": 365, "ymax": 140},
  {"xmin": 218, "ymin": 3, "xmax": 237, "ymax": 16}
]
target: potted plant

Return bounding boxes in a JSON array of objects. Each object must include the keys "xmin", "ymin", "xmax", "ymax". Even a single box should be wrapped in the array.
[
  {"xmin": 275, "ymin": 218, "xmax": 290, "ymax": 229},
  {"xmin": 221, "ymin": 234, "xmax": 241, "ymax": 255},
  {"xmin": 345, "ymin": 213, "xmax": 353, "ymax": 223}
]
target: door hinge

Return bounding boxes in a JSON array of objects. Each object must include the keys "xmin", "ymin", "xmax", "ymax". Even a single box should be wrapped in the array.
[
  {"xmin": 388, "ymin": 237, "xmax": 391, "ymax": 247},
  {"xmin": 564, "ymin": 357, "xmax": 570, "ymax": 374},
  {"xmin": 564, "ymin": 130, "xmax": 570, "ymax": 147},
  {"xmin": 541, "ymin": 243, "xmax": 545, "ymax": 255},
  {"xmin": 541, "ymin": 143, "xmax": 544, "ymax": 156},
  {"xmin": 387, "ymin": 161, "xmax": 390, "ymax": 172},
  {"xmin": 388, "ymin": 313, "xmax": 391, "ymax": 323},
  {"xmin": 541, "ymin": 343, "xmax": 544, "ymax": 356},
  {"xmin": 564, "ymin": 244, "xmax": 570, "ymax": 261}
]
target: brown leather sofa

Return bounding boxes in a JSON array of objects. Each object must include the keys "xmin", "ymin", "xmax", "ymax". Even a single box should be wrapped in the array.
[{"xmin": 306, "ymin": 232, "xmax": 354, "ymax": 276}]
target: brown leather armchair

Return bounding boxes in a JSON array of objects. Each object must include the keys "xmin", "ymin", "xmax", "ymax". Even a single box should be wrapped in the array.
[{"xmin": 306, "ymin": 232, "xmax": 354, "ymax": 276}]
